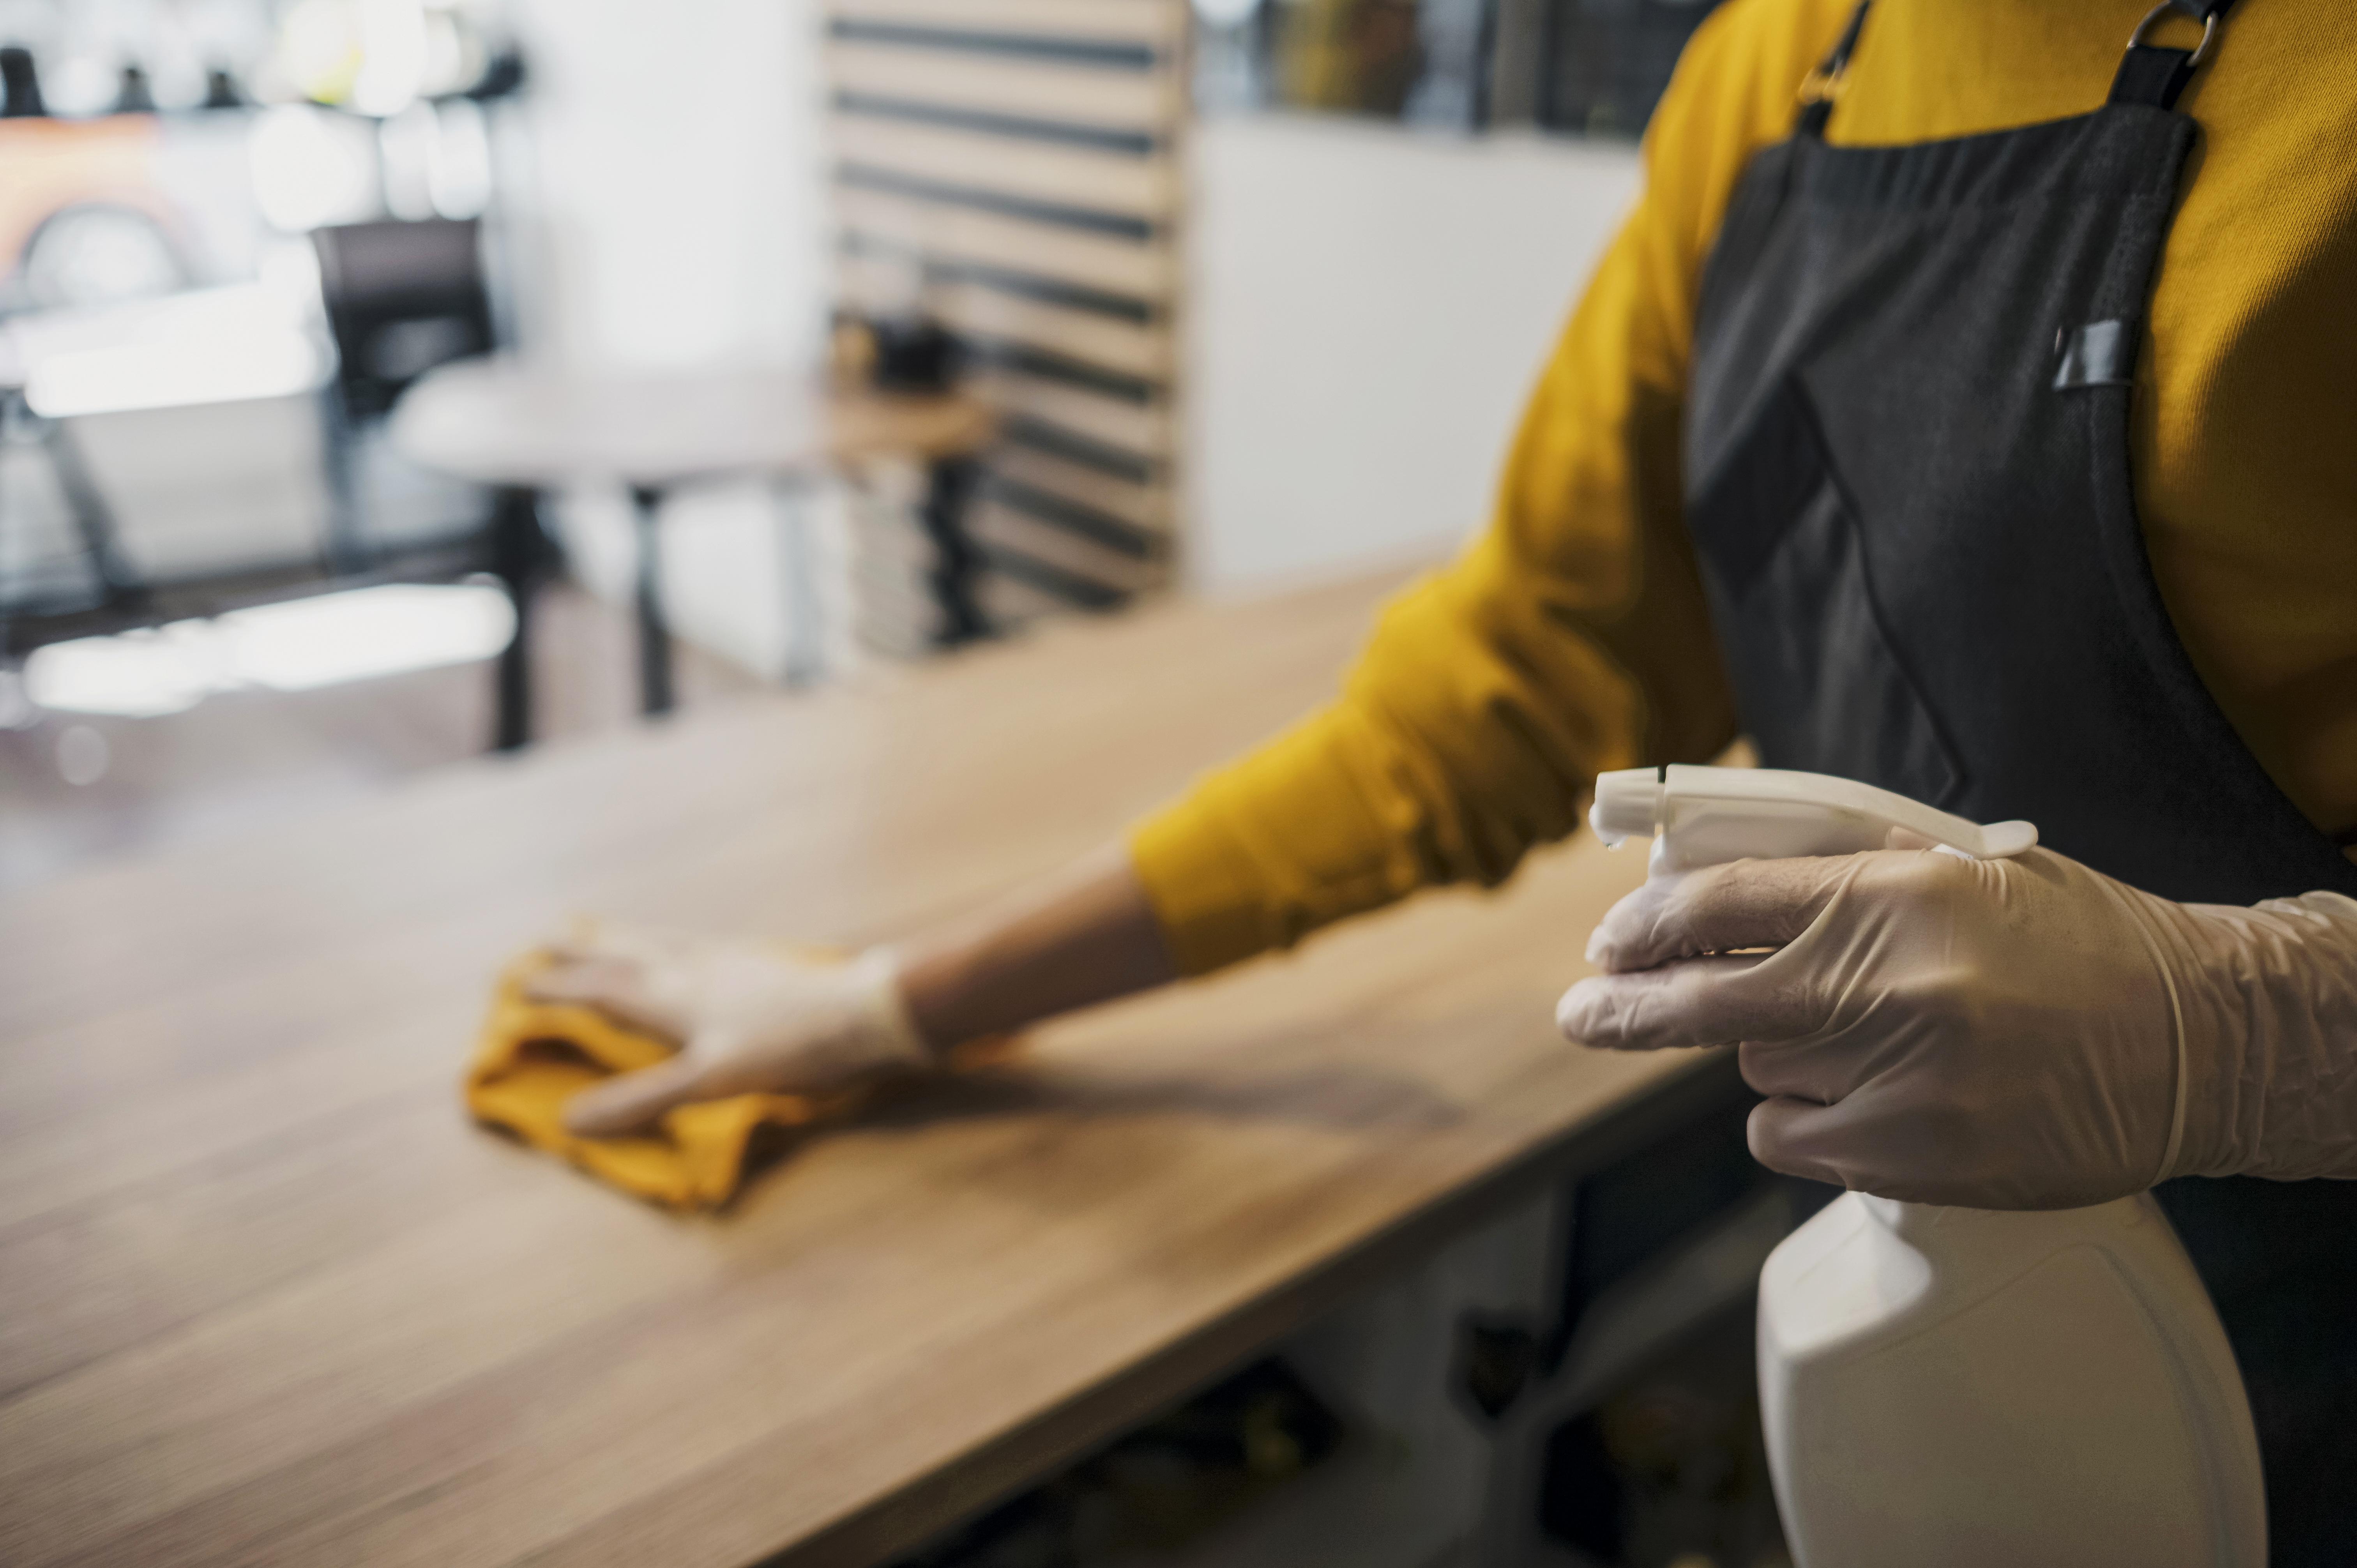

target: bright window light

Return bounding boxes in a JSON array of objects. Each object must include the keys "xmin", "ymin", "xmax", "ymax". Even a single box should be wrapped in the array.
[
  {"xmin": 44, "ymin": 55, "xmax": 121, "ymax": 119},
  {"xmin": 379, "ymin": 100, "xmax": 440, "ymax": 221},
  {"xmin": 429, "ymin": 98, "xmax": 494, "ymax": 221},
  {"xmin": 22, "ymin": 583, "xmax": 516, "ymax": 717},
  {"xmin": 275, "ymin": 0, "xmax": 366, "ymax": 107},
  {"xmin": 14, "ymin": 283, "xmax": 332, "ymax": 419},
  {"xmin": 27, "ymin": 330, "xmax": 324, "ymax": 420},
  {"xmin": 1193, "ymin": 0, "xmax": 1265, "ymax": 28},
  {"xmin": 351, "ymin": 0, "xmax": 430, "ymax": 118},
  {"xmin": 23, "ymin": 624, "xmax": 223, "ymax": 719},
  {"xmin": 249, "ymin": 102, "xmax": 383, "ymax": 233},
  {"xmin": 219, "ymin": 583, "xmax": 516, "ymax": 692}
]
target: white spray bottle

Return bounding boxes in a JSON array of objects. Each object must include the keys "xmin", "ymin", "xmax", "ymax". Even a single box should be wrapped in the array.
[{"xmin": 1588, "ymin": 764, "xmax": 2265, "ymax": 1568}]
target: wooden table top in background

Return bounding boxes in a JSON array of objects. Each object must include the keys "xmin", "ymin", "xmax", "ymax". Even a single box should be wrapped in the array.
[
  {"xmin": 0, "ymin": 567, "xmax": 1727, "ymax": 1568},
  {"xmin": 390, "ymin": 360, "xmax": 997, "ymax": 490}
]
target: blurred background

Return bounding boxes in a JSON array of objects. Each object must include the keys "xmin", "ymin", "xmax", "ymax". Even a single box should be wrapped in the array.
[
  {"xmin": 0, "ymin": 0, "xmax": 1725, "ymax": 890},
  {"xmin": 0, "ymin": 4, "xmax": 1799, "ymax": 1566}
]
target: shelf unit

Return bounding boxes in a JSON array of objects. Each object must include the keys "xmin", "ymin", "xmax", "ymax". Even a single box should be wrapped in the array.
[{"xmin": 824, "ymin": 0, "xmax": 1189, "ymax": 646}]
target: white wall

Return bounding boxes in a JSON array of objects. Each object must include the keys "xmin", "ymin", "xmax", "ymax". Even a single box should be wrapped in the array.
[
  {"xmin": 484, "ymin": 73, "xmax": 1644, "ymax": 666},
  {"xmin": 1185, "ymin": 115, "xmax": 1641, "ymax": 596},
  {"xmin": 507, "ymin": 0, "xmax": 831, "ymax": 679},
  {"xmin": 508, "ymin": 0, "xmax": 827, "ymax": 371}
]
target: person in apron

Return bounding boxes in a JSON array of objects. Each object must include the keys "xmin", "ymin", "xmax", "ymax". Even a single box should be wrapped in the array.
[
  {"xmin": 535, "ymin": 0, "xmax": 2357, "ymax": 1555},
  {"xmin": 1553, "ymin": 4, "xmax": 2357, "ymax": 1558}
]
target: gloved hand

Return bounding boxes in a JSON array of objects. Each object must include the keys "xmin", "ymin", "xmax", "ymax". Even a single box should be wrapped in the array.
[
  {"xmin": 526, "ymin": 924, "xmax": 935, "ymax": 1137},
  {"xmin": 1556, "ymin": 844, "xmax": 2357, "ymax": 1209}
]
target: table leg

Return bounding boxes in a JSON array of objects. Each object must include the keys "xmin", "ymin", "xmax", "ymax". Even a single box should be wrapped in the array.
[
  {"xmin": 631, "ymin": 483, "xmax": 674, "ymax": 717},
  {"xmin": 41, "ymin": 409, "xmax": 149, "ymax": 615},
  {"xmin": 315, "ymin": 387, "xmax": 369, "ymax": 577},
  {"xmin": 489, "ymin": 486, "xmax": 543, "ymax": 752},
  {"xmin": 776, "ymin": 477, "xmax": 825, "ymax": 688},
  {"xmin": 919, "ymin": 456, "xmax": 986, "ymax": 646}
]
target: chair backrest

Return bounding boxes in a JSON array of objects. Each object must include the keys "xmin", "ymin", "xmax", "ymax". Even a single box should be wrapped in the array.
[{"xmin": 311, "ymin": 217, "xmax": 496, "ymax": 420}]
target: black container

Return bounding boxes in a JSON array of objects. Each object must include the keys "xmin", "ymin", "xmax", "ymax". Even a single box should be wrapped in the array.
[{"xmin": 868, "ymin": 314, "xmax": 965, "ymax": 393}]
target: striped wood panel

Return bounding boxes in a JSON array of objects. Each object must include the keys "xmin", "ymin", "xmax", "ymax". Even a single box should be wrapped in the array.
[
  {"xmin": 841, "ymin": 253, "xmax": 1170, "ymax": 384},
  {"xmin": 834, "ymin": 119, "xmax": 1175, "ymax": 221},
  {"xmin": 829, "ymin": 0, "xmax": 1185, "ymax": 45},
  {"xmin": 971, "ymin": 560, "xmax": 1088, "ymax": 631},
  {"xmin": 838, "ymin": 188, "xmax": 1173, "ymax": 297},
  {"xmin": 968, "ymin": 497, "xmax": 1165, "ymax": 593},
  {"xmin": 828, "ymin": 0, "xmax": 1185, "ymax": 644},
  {"xmin": 967, "ymin": 366, "xmax": 1171, "ymax": 458},
  {"xmin": 988, "ymin": 445, "xmax": 1168, "ymax": 534},
  {"xmin": 830, "ymin": 44, "xmax": 1179, "ymax": 134}
]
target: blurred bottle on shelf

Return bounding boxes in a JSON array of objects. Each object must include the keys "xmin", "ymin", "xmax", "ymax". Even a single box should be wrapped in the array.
[
  {"xmin": 2, "ymin": 44, "xmax": 47, "ymax": 117},
  {"xmin": 264, "ymin": 0, "xmax": 520, "ymax": 119},
  {"xmin": 113, "ymin": 63, "xmax": 155, "ymax": 115}
]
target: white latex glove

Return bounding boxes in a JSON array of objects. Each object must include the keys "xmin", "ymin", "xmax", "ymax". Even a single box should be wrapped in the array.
[
  {"xmin": 1556, "ymin": 845, "xmax": 2357, "ymax": 1210},
  {"xmin": 526, "ymin": 924, "xmax": 935, "ymax": 1137}
]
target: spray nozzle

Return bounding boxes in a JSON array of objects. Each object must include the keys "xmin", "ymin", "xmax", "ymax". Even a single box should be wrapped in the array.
[
  {"xmin": 1588, "ymin": 767, "xmax": 1665, "ymax": 846},
  {"xmin": 1589, "ymin": 765, "xmax": 2037, "ymax": 871}
]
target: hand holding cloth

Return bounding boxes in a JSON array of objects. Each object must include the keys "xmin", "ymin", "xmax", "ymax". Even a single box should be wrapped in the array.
[{"xmin": 466, "ymin": 931, "xmax": 1003, "ymax": 1210}]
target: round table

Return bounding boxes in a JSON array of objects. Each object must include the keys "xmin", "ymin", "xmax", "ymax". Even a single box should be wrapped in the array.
[{"xmin": 390, "ymin": 358, "xmax": 994, "ymax": 742}]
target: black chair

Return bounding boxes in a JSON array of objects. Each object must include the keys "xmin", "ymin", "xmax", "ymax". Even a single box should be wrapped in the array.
[
  {"xmin": 0, "ymin": 215, "xmax": 547, "ymax": 752},
  {"xmin": 311, "ymin": 217, "xmax": 548, "ymax": 749},
  {"xmin": 0, "ymin": 202, "xmax": 191, "ymax": 626},
  {"xmin": 311, "ymin": 218, "xmax": 497, "ymax": 422}
]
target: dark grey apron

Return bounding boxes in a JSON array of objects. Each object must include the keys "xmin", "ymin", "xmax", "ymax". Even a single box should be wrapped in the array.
[{"xmin": 1679, "ymin": 2, "xmax": 2357, "ymax": 1559}]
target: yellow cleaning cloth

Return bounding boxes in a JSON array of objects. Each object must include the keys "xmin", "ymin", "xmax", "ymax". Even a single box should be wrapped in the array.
[{"xmin": 465, "ymin": 955, "xmax": 1010, "ymax": 1210}]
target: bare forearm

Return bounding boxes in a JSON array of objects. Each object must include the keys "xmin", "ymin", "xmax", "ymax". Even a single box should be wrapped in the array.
[{"xmin": 895, "ymin": 843, "xmax": 1178, "ymax": 1051}]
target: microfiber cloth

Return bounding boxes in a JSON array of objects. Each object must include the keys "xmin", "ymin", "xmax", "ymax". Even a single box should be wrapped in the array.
[{"xmin": 465, "ymin": 954, "xmax": 1012, "ymax": 1210}]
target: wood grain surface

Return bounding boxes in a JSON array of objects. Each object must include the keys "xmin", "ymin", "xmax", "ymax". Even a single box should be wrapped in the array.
[{"xmin": 0, "ymin": 567, "xmax": 1730, "ymax": 1568}]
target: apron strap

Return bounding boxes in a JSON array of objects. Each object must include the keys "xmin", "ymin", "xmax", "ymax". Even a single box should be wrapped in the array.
[
  {"xmin": 2110, "ymin": 0, "xmax": 2238, "ymax": 109},
  {"xmin": 1795, "ymin": 0, "xmax": 1873, "ymax": 137}
]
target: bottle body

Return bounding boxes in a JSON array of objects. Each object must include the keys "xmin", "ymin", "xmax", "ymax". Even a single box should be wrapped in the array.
[
  {"xmin": 1759, "ymin": 1191, "xmax": 2264, "ymax": 1567},
  {"xmin": 1583, "ymin": 763, "xmax": 2262, "ymax": 1561}
]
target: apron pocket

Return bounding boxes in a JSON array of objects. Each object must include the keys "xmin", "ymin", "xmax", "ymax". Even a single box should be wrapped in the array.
[{"xmin": 1689, "ymin": 379, "xmax": 1965, "ymax": 808}]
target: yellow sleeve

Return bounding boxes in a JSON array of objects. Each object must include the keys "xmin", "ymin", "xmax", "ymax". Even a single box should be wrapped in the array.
[{"xmin": 1131, "ymin": 0, "xmax": 1848, "ymax": 977}]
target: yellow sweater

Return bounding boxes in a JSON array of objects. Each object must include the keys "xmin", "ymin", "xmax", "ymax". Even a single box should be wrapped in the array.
[{"xmin": 1131, "ymin": 0, "xmax": 2357, "ymax": 976}]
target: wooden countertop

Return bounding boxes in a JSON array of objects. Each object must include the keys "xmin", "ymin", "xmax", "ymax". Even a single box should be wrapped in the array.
[{"xmin": 0, "ymin": 567, "xmax": 1728, "ymax": 1568}]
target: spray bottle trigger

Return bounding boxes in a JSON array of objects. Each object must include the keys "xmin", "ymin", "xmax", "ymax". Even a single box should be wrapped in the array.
[{"xmin": 1976, "ymin": 820, "xmax": 2039, "ymax": 858}]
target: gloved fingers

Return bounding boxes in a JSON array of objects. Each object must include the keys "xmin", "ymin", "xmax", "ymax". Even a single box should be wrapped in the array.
[
  {"xmin": 1751, "ymin": 1087, "xmax": 2058, "ymax": 1207},
  {"xmin": 561, "ymin": 1054, "xmax": 713, "ymax": 1137},
  {"xmin": 524, "ymin": 953, "xmax": 683, "ymax": 1043},
  {"xmin": 544, "ymin": 918, "xmax": 699, "ymax": 970},
  {"xmin": 1557, "ymin": 951, "xmax": 1828, "ymax": 1051},
  {"xmin": 1585, "ymin": 855, "xmax": 1864, "ymax": 974},
  {"xmin": 1736, "ymin": 1036, "xmax": 1877, "ymax": 1107},
  {"xmin": 526, "ymin": 953, "xmax": 638, "ymax": 1005},
  {"xmin": 1746, "ymin": 1097, "xmax": 1852, "ymax": 1187}
]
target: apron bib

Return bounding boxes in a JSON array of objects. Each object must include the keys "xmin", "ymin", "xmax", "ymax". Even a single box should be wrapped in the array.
[{"xmin": 1680, "ymin": 3, "xmax": 2357, "ymax": 1559}]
